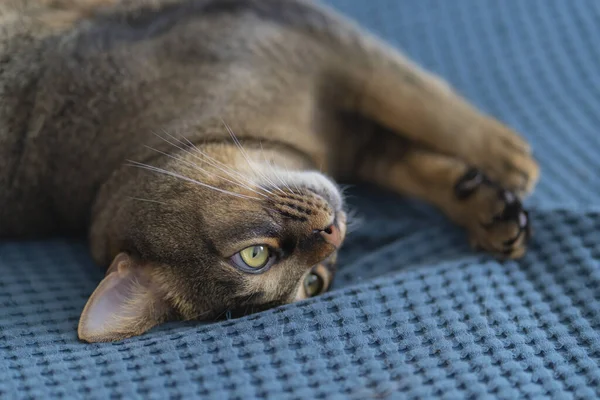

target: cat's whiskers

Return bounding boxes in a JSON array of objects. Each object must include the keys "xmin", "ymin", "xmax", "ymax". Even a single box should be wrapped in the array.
[
  {"xmin": 221, "ymin": 119, "xmax": 287, "ymax": 195},
  {"xmin": 154, "ymin": 130, "xmax": 249, "ymax": 185},
  {"xmin": 258, "ymin": 140, "xmax": 294, "ymax": 195},
  {"xmin": 255, "ymin": 148, "xmax": 285, "ymax": 194},
  {"xmin": 256, "ymin": 140, "xmax": 301, "ymax": 196},
  {"xmin": 181, "ymin": 136, "xmax": 260, "ymax": 186},
  {"xmin": 278, "ymin": 159, "xmax": 301, "ymax": 194},
  {"xmin": 252, "ymin": 157, "xmax": 287, "ymax": 196},
  {"xmin": 242, "ymin": 292, "xmax": 259, "ymax": 317},
  {"xmin": 126, "ymin": 196, "xmax": 169, "ymax": 206},
  {"xmin": 343, "ymin": 207, "xmax": 362, "ymax": 235},
  {"xmin": 143, "ymin": 145, "xmax": 270, "ymax": 199},
  {"xmin": 183, "ymin": 308, "xmax": 215, "ymax": 321},
  {"xmin": 184, "ymin": 140, "xmax": 277, "ymax": 197},
  {"xmin": 338, "ymin": 184, "xmax": 354, "ymax": 195},
  {"xmin": 126, "ymin": 160, "xmax": 262, "ymax": 200},
  {"xmin": 257, "ymin": 149, "xmax": 300, "ymax": 195},
  {"xmin": 158, "ymin": 130, "xmax": 250, "ymax": 184},
  {"xmin": 272, "ymin": 166, "xmax": 295, "ymax": 194},
  {"xmin": 148, "ymin": 127, "xmax": 323, "ymax": 205},
  {"xmin": 213, "ymin": 307, "xmax": 232, "ymax": 322},
  {"xmin": 154, "ymin": 129, "xmax": 276, "ymax": 197}
]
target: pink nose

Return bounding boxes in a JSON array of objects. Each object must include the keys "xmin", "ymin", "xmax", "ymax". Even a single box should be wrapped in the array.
[{"xmin": 320, "ymin": 224, "xmax": 342, "ymax": 248}]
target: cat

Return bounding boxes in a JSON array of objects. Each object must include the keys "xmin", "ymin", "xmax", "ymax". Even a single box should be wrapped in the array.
[{"xmin": 0, "ymin": 0, "xmax": 539, "ymax": 342}]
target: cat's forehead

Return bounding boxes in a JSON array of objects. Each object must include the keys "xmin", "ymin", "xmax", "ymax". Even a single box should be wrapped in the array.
[{"xmin": 200, "ymin": 196, "xmax": 274, "ymax": 227}]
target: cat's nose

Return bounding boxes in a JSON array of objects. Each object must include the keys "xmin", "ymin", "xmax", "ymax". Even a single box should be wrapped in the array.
[{"xmin": 320, "ymin": 224, "xmax": 342, "ymax": 249}]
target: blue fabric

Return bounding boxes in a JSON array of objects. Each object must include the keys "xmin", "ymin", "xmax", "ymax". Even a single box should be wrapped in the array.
[{"xmin": 2, "ymin": 1, "xmax": 600, "ymax": 398}]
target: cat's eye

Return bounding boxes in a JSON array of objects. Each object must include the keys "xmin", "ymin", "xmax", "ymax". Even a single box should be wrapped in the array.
[
  {"xmin": 231, "ymin": 245, "xmax": 275, "ymax": 272},
  {"xmin": 240, "ymin": 245, "xmax": 270, "ymax": 268},
  {"xmin": 303, "ymin": 272, "xmax": 324, "ymax": 297}
]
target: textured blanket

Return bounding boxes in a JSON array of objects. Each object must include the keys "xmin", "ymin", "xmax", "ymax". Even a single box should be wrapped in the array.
[{"xmin": 2, "ymin": 0, "xmax": 600, "ymax": 398}]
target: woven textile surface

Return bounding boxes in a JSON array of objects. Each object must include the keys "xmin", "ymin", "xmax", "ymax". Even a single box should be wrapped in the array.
[{"xmin": 2, "ymin": 0, "xmax": 600, "ymax": 398}]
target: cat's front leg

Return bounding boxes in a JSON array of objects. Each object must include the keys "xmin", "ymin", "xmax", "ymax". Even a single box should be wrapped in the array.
[
  {"xmin": 354, "ymin": 136, "xmax": 530, "ymax": 258},
  {"xmin": 355, "ymin": 68, "xmax": 541, "ymax": 197},
  {"xmin": 333, "ymin": 33, "xmax": 540, "ymax": 197}
]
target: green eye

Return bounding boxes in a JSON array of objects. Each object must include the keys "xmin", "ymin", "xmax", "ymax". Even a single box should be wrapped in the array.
[
  {"xmin": 239, "ymin": 245, "xmax": 270, "ymax": 269},
  {"xmin": 304, "ymin": 272, "xmax": 324, "ymax": 297}
]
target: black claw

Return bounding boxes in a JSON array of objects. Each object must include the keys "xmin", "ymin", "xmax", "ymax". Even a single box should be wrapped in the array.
[
  {"xmin": 461, "ymin": 169, "xmax": 533, "ymax": 254},
  {"xmin": 455, "ymin": 168, "xmax": 486, "ymax": 200},
  {"xmin": 503, "ymin": 230, "xmax": 522, "ymax": 247},
  {"xmin": 502, "ymin": 210, "xmax": 531, "ymax": 248},
  {"xmin": 494, "ymin": 190, "xmax": 523, "ymax": 222},
  {"xmin": 481, "ymin": 186, "xmax": 532, "ymax": 252}
]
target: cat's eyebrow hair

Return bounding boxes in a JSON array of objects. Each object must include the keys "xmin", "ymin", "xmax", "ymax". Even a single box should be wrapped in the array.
[{"xmin": 226, "ymin": 221, "xmax": 283, "ymax": 244}]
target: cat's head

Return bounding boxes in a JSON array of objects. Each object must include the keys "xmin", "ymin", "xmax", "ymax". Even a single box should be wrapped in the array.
[{"xmin": 79, "ymin": 141, "xmax": 347, "ymax": 342}]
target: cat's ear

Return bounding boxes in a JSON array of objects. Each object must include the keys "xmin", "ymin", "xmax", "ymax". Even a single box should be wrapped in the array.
[{"xmin": 78, "ymin": 252, "xmax": 171, "ymax": 343}]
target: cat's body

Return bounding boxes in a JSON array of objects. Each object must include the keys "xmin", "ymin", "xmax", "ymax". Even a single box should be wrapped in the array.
[{"xmin": 0, "ymin": 0, "xmax": 539, "ymax": 342}]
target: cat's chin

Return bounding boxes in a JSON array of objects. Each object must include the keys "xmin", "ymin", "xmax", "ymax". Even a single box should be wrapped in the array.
[{"xmin": 259, "ymin": 167, "xmax": 345, "ymax": 214}]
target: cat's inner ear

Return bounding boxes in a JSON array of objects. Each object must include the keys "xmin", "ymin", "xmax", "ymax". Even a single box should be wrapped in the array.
[{"xmin": 78, "ymin": 252, "xmax": 171, "ymax": 343}]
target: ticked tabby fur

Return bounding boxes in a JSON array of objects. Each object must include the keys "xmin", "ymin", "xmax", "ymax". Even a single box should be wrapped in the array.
[{"xmin": 0, "ymin": 0, "xmax": 540, "ymax": 342}]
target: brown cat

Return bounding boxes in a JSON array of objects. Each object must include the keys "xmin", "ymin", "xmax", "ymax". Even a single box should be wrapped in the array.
[{"xmin": 0, "ymin": 0, "xmax": 539, "ymax": 342}]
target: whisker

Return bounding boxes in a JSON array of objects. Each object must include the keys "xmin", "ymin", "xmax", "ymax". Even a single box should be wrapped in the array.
[
  {"xmin": 214, "ymin": 308, "xmax": 232, "ymax": 322},
  {"xmin": 338, "ymin": 184, "xmax": 355, "ymax": 193},
  {"xmin": 156, "ymin": 130, "xmax": 250, "ymax": 184},
  {"xmin": 243, "ymin": 292, "xmax": 259, "ymax": 317},
  {"xmin": 275, "ymin": 167, "xmax": 295, "ymax": 194},
  {"xmin": 154, "ymin": 129, "xmax": 275, "ymax": 197},
  {"xmin": 183, "ymin": 138, "xmax": 276, "ymax": 196},
  {"xmin": 255, "ymin": 140, "xmax": 294, "ymax": 195},
  {"xmin": 143, "ymin": 145, "xmax": 270, "ymax": 199},
  {"xmin": 180, "ymin": 136, "xmax": 246, "ymax": 178},
  {"xmin": 343, "ymin": 207, "xmax": 363, "ymax": 235},
  {"xmin": 159, "ymin": 130, "xmax": 239, "ymax": 176},
  {"xmin": 279, "ymin": 159, "xmax": 300, "ymax": 194},
  {"xmin": 221, "ymin": 119, "xmax": 284, "ymax": 194},
  {"xmin": 152, "ymin": 130, "xmax": 243, "ymax": 184},
  {"xmin": 258, "ymin": 141, "xmax": 288, "ymax": 195},
  {"xmin": 193, "ymin": 309, "xmax": 215, "ymax": 319},
  {"xmin": 126, "ymin": 160, "xmax": 262, "ymax": 200},
  {"xmin": 254, "ymin": 140, "xmax": 286, "ymax": 194},
  {"xmin": 337, "ymin": 184, "xmax": 355, "ymax": 201},
  {"xmin": 126, "ymin": 196, "xmax": 169, "ymax": 206}
]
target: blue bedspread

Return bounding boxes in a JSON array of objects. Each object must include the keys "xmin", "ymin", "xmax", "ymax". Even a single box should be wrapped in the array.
[{"xmin": 2, "ymin": 1, "xmax": 600, "ymax": 398}]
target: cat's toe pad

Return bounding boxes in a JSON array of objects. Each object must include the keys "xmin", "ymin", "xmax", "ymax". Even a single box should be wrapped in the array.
[{"xmin": 455, "ymin": 168, "xmax": 531, "ymax": 259}]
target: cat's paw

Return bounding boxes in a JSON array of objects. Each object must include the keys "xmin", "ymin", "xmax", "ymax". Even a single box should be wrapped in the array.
[
  {"xmin": 455, "ymin": 168, "xmax": 531, "ymax": 259},
  {"xmin": 471, "ymin": 121, "xmax": 540, "ymax": 197}
]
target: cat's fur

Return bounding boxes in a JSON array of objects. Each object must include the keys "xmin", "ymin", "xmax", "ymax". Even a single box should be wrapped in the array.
[{"xmin": 0, "ymin": 0, "xmax": 539, "ymax": 342}]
